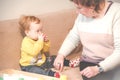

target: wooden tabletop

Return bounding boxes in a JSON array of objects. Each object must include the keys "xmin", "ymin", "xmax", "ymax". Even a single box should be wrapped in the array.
[
  {"xmin": 0, "ymin": 69, "xmax": 60, "ymax": 80},
  {"xmin": 0, "ymin": 67, "xmax": 83, "ymax": 80}
]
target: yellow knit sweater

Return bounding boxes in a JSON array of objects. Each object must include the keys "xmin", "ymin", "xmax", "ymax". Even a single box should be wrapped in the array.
[{"xmin": 19, "ymin": 36, "xmax": 50, "ymax": 66}]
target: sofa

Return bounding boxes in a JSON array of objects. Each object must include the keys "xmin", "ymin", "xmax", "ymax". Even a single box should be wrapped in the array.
[
  {"xmin": 0, "ymin": 8, "xmax": 84, "ymax": 80},
  {"xmin": 0, "ymin": 8, "xmax": 82, "ymax": 70}
]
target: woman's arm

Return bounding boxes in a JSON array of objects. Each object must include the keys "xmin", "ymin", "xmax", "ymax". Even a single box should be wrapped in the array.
[{"xmin": 99, "ymin": 10, "xmax": 120, "ymax": 72}]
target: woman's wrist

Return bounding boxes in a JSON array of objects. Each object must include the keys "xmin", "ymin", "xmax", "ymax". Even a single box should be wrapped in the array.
[
  {"xmin": 96, "ymin": 64, "xmax": 104, "ymax": 73},
  {"xmin": 57, "ymin": 53, "xmax": 65, "ymax": 59}
]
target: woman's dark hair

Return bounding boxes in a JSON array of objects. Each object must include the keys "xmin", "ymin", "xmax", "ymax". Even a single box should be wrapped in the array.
[{"xmin": 70, "ymin": 0, "xmax": 105, "ymax": 13}]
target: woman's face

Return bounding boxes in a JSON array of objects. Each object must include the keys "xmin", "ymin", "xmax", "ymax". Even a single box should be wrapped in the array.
[{"xmin": 75, "ymin": 3, "xmax": 96, "ymax": 18}]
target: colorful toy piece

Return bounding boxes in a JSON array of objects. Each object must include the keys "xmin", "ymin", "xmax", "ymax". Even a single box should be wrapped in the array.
[
  {"xmin": 60, "ymin": 75, "xmax": 67, "ymax": 80},
  {"xmin": 69, "ymin": 58, "xmax": 81, "ymax": 68}
]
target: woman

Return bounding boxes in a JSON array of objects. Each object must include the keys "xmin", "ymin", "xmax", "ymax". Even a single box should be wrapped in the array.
[{"xmin": 54, "ymin": 0, "xmax": 120, "ymax": 80}]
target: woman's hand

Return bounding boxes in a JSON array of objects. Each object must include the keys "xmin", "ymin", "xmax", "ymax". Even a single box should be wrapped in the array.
[
  {"xmin": 53, "ymin": 54, "xmax": 65, "ymax": 72},
  {"xmin": 80, "ymin": 66, "xmax": 99, "ymax": 78}
]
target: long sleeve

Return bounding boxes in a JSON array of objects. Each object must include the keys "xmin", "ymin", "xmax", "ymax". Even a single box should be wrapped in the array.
[
  {"xmin": 42, "ymin": 40, "xmax": 50, "ymax": 52},
  {"xmin": 99, "ymin": 9, "xmax": 120, "ymax": 71},
  {"xmin": 21, "ymin": 37, "xmax": 44, "ymax": 57},
  {"xmin": 20, "ymin": 37, "xmax": 45, "ymax": 66}
]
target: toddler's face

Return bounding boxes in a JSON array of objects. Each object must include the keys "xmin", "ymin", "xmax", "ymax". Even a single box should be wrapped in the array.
[{"xmin": 26, "ymin": 22, "xmax": 43, "ymax": 40}]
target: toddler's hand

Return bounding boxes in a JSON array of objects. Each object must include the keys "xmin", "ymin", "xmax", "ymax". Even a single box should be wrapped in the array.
[
  {"xmin": 38, "ymin": 33, "xmax": 45, "ymax": 41},
  {"xmin": 38, "ymin": 33, "xmax": 49, "ymax": 42},
  {"xmin": 44, "ymin": 36, "xmax": 49, "ymax": 42}
]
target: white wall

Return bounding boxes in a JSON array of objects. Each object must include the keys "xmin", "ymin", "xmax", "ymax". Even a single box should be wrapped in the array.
[
  {"xmin": 0, "ymin": 0, "xmax": 75, "ymax": 21},
  {"xmin": 0, "ymin": 0, "xmax": 119, "ymax": 21},
  {"xmin": 111, "ymin": 0, "xmax": 120, "ymax": 2}
]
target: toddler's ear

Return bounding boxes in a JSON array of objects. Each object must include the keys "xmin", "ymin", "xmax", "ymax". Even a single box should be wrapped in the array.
[{"xmin": 25, "ymin": 30, "xmax": 29, "ymax": 36}]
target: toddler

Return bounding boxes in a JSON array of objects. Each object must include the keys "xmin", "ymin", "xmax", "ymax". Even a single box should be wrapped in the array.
[{"xmin": 19, "ymin": 15, "xmax": 69, "ymax": 78}]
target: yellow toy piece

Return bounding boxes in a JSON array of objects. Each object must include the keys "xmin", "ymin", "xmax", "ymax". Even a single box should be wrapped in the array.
[
  {"xmin": 60, "ymin": 75, "xmax": 67, "ymax": 80},
  {"xmin": 38, "ymin": 77, "xmax": 44, "ymax": 80}
]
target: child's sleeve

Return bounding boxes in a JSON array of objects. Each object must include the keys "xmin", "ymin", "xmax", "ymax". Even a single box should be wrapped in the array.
[{"xmin": 42, "ymin": 40, "xmax": 50, "ymax": 52}]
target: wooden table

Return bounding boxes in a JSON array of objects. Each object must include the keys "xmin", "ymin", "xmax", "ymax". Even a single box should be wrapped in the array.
[
  {"xmin": 0, "ymin": 67, "xmax": 83, "ymax": 80},
  {"xmin": 0, "ymin": 69, "xmax": 60, "ymax": 80}
]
